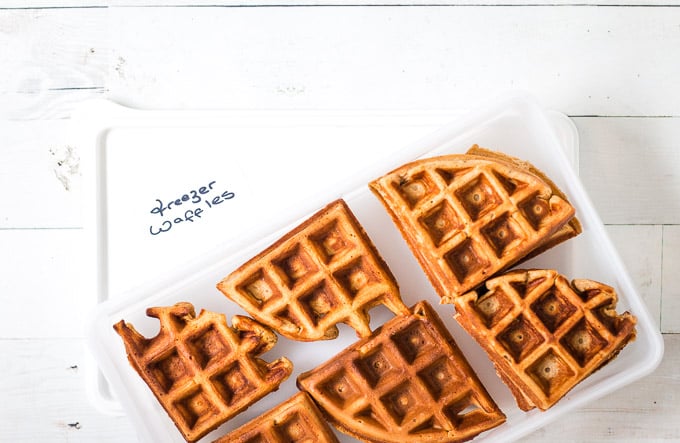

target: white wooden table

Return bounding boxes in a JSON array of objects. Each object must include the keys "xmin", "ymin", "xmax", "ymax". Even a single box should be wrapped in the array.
[{"xmin": 1, "ymin": 2, "xmax": 679, "ymax": 442}]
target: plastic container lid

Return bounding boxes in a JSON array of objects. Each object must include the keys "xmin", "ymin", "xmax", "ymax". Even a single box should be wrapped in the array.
[{"xmin": 82, "ymin": 94, "xmax": 663, "ymax": 443}]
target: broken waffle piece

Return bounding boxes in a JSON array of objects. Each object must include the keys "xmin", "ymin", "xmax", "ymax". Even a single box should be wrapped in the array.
[
  {"xmin": 113, "ymin": 302, "xmax": 293, "ymax": 442},
  {"xmin": 369, "ymin": 146, "xmax": 580, "ymax": 300},
  {"xmin": 453, "ymin": 269, "xmax": 637, "ymax": 411},
  {"xmin": 217, "ymin": 199, "xmax": 408, "ymax": 341},
  {"xmin": 297, "ymin": 301, "xmax": 506, "ymax": 443},
  {"xmin": 212, "ymin": 392, "xmax": 339, "ymax": 443}
]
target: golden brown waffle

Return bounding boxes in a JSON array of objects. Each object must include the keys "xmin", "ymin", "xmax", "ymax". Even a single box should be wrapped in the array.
[
  {"xmin": 453, "ymin": 269, "xmax": 637, "ymax": 411},
  {"xmin": 297, "ymin": 301, "xmax": 506, "ymax": 443},
  {"xmin": 368, "ymin": 146, "xmax": 580, "ymax": 300},
  {"xmin": 465, "ymin": 146, "xmax": 582, "ymax": 262},
  {"xmin": 217, "ymin": 199, "xmax": 408, "ymax": 341},
  {"xmin": 113, "ymin": 302, "xmax": 293, "ymax": 442},
  {"xmin": 212, "ymin": 392, "xmax": 339, "ymax": 443}
]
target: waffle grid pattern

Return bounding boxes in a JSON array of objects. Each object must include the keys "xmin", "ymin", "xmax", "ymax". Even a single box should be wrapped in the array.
[
  {"xmin": 298, "ymin": 302, "xmax": 505, "ymax": 442},
  {"xmin": 114, "ymin": 303, "xmax": 292, "ymax": 442},
  {"xmin": 369, "ymin": 155, "xmax": 575, "ymax": 298},
  {"xmin": 213, "ymin": 392, "xmax": 339, "ymax": 443},
  {"xmin": 454, "ymin": 270, "xmax": 637, "ymax": 410},
  {"xmin": 219, "ymin": 199, "xmax": 407, "ymax": 341}
]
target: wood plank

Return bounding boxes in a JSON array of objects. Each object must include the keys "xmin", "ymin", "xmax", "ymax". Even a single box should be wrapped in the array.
[
  {"xmin": 523, "ymin": 333, "xmax": 679, "ymax": 442},
  {"xmin": 662, "ymin": 225, "xmax": 680, "ymax": 333},
  {"xmin": 0, "ymin": 119, "xmax": 83, "ymax": 229},
  {"xmin": 0, "ymin": 229, "xmax": 88, "ymax": 338},
  {"xmin": 0, "ymin": 338, "xmax": 136, "ymax": 442},
  {"xmin": 105, "ymin": 5, "xmax": 680, "ymax": 115},
  {"xmin": 576, "ymin": 117, "xmax": 680, "ymax": 225},
  {"xmin": 2, "ymin": 5, "xmax": 680, "ymax": 118},
  {"xmin": 606, "ymin": 225, "xmax": 662, "ymax": 328},
  {"xmin": 0, "ymin": 8, "xmax": 107, "ymax": 120},
  {"xmin": 3, "ymin": 1, "xmax": 679, "ymax": 8},
  {"xmin": 1, "ymin": 335, "xmax": 676, "ymax": 442},
  {"xmin": 2, "ymin": 115, "xmax": 679, "ymax": 228}
]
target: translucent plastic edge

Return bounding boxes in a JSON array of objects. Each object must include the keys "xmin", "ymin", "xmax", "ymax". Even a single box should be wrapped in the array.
[
  {"xmin": 80, "ymin": 94, "xmax": 664, "ymax": 435},
  {"xmin": 76, "ymin": 101, "xmax": 470, "ymax": 417},
  {"xmin": 478, "ymin": 100, "xmax": 664, "ymax": 443}
]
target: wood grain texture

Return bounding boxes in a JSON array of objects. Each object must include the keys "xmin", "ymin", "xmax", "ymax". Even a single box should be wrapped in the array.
[
  {"xmin": 0, "ymin": 229, "xmax": 87, "ymax": 339},
  {"xmin": 3, "ymin": 1, "xmax": 679, "ymax": 8},
  {"xmin": 0, "ymin": 8, "xmax": 107, "ymax": 120},
  {"xmin": 3, "ymin": 5, "xmax": 680, "ymax": 117},
  {"xmin": 104, "ymin": 5, "xmax": 680, "ymax": 115},
  {"xmin": 0, "ymin": 119, "xmax": 83, "ymax": 229},
  {"xmin": 606, "ymin": 225, "xmax": 662, "ymax": 329},
  {"xmin": 0, "ymin": 338, "xmax": 137, "ymax": 442},
  {"xmin": 522, "ymin": 335, "xmax": 679, "ymax": 442},
  {"xmin": 576, "ymin": 117, "xmax": 680, "ymax": 225},
  {"xmin": 662, "ymin": 225, "xmax": 680, "ymax": 333}
]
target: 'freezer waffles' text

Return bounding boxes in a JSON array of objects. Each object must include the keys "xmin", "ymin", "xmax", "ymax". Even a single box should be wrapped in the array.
[{"xmin": 149, "ymin": 180, "xmax": 235, "ymax": 236}]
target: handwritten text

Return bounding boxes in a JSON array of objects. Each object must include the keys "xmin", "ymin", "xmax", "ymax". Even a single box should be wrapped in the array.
[{"xmin": 149, "ymin": 180, "xmax": 235, "ymax": 236}]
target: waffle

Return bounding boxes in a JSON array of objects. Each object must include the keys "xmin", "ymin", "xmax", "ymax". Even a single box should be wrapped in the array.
[
  {"xmin": 217, "ymin": 199, "xmax": 408, "ymax": 341},
  {"xmin": 212, "ymin": 392, "xmax": 339, "ymax": 443},
  {"xmin": 452, "ymin": 269, "xmax": 637, "ymax": 411},
  {"xmin": 297, "ymin": 301, "xmax": 506, "ymax": 443},
  {"xmin": 113, "ymin": 302, "xmax": 293, "ymax": 442},
  {"xmin": 368, "ymin": 146, "xmax": 581, "ymax": 300}
]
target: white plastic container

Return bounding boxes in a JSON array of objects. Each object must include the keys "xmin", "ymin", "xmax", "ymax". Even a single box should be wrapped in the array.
[{"xmin": 83, "ymin": 94, "xmax": 663, "ymax": 443}]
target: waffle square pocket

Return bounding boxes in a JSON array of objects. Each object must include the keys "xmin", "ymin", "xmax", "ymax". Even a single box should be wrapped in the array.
[
  {"xmin": 113, "ymin": 302, "xmax": 293, "ymax": 442},
  {"xmin": 212, "ymin": 392, "xmax": 339, "ymax": 443},
  {"xmin": 369, "ymin": 146, "xmax": 581, "ymax": 300},
  {"xmin": 453, "ymin": 269, "xmax": 637, "ymax": 411},
  {"xmin": 218, "ymin": 199, "xmax": 408, "ymax": 341},
  {"xmin": 297, "ymin": 301, "xmax": 506, "ymax": 442}
]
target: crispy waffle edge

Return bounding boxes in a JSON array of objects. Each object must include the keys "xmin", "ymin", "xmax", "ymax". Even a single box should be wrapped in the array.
[
  {"xmin": 211, "ymin": 391, "xmax": 340, "ymax": 443},
  {"xmin": 216, "ymin": 198, "xmax": 408, "ymax": 342},
  {"xmin": 466, "ymin": 145, "xmax": 582, "ymax": 261},
  {"xmin": 453, "ymin": 269, "xmax": 637, "ymax": 411},
  {"xmin": 113, "ymin": 303, "xmax": 294, "ymax": 443},
  {"xmin": 296, "ymin": 300, "xmax": 506, "ymax": 443},
  {"xmin": 368, "ymin": 148, "xmax": 580, "ymax": 300}
]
